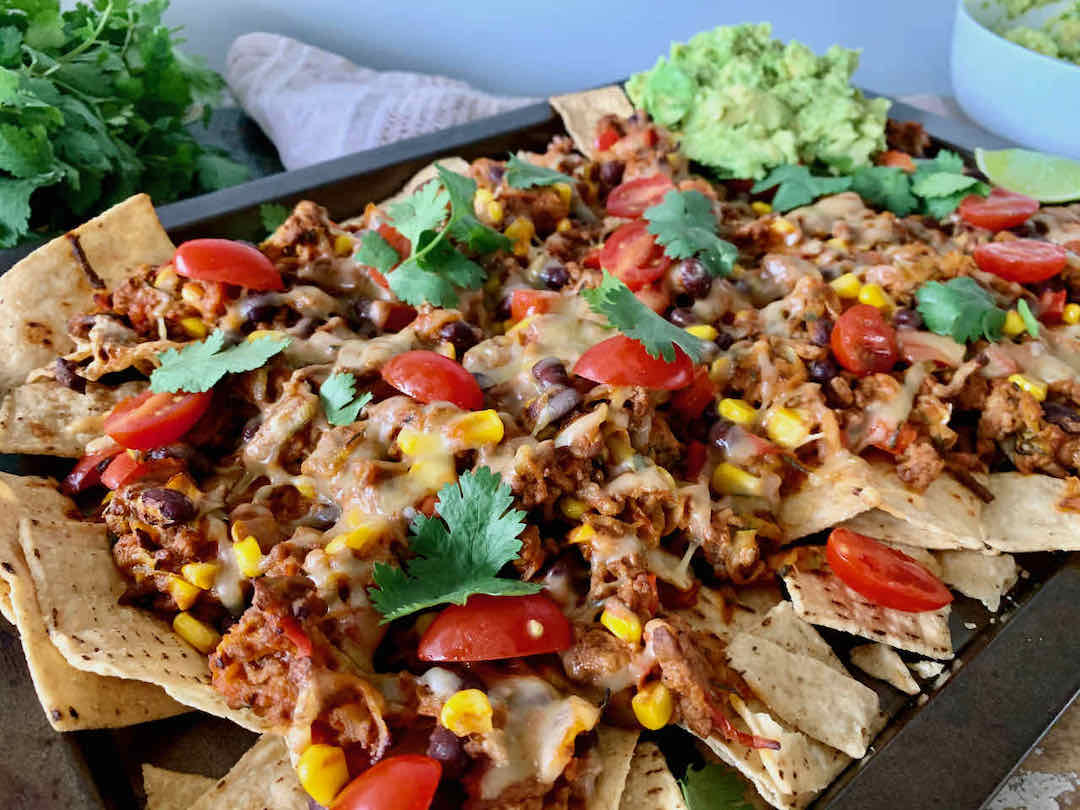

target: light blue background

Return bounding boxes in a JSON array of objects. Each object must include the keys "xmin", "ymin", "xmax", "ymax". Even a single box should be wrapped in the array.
[{"xmin": 157, "ymin": 1, "xmax": 953, "ymax": 99}]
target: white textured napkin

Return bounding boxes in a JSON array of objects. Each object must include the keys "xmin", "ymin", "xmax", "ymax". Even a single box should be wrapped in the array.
[{"xmin": 225, "ymin": 32, "xmax": 538, "ymax": 171}]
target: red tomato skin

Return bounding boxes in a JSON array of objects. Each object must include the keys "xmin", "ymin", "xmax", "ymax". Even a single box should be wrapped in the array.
[
  {"xmin": 1038, "ymin": 288, "xmax": 1067, "ymax": 323},
  {"xmin": 958, "ymin": 188, "xmax": 1039, "ymax": 231},
  {"xmin": 973, "ymin": 239, "xmax": 1067, "ymax": 283},
  {"xmin": 830, "ymin": 304, "xmax": 899, "ymax": 376},
  {"xmin": 671, "ymin": 367, "xmax": 716, "ymax": 420},
  {"xmin": 827, "ymin": 527, "xmax": 953, "ymax": 612},
  {"xmin": 573, "ymin": 335, "xmax": 694, "ymax": 390},
  {"xmin": 683, "ymin": 440, "xmax": 707, "ymax": 480},
  {"xmin": 100, "ymin": 456, "xmax": 186, "ymax": 490},
  {"xmin": 331, "ymin": 755, "xmax": 441, "ymax": 810},
  {"xmin": 633, "ymin": 282, "xmax": 672, "ymax": 315},
  {"xmin": 595, "ymin": 126, "xmax": 619, "ymax": 153},
  {"xmin": 174, "ymin": 239, "xmax": 283, "ymax": 291},
  {"xmin": 61, "ymin": 446, "xmax": 123, "ymax": 495},
  {"xmin": 104, "ymin": 390, "xmax": 213, "ymax": 451},
  {"xmin": 381, "ymin": 351, "xmax": 484, "ymax": 411},
  {"xmin": 418, "ymin": 593, "xmax": 573, "ymax": 662},
  {"xmin": 582, "ymin": 248, "xmax": 602, "ymax": 269},
  {"xmin": 382, "ymin": 302, "xmax": 418, "ymax": 333},
  {"xmin": 510, "ymin": 289, "xmax": 560, "ymax": 321},
  {"xmin": 599, "ymin": 221, "xmax": 672, "ymax": 290},
  {"xmin": 606, "ymin": 174, "xmax": 676, "ymax": 218}
]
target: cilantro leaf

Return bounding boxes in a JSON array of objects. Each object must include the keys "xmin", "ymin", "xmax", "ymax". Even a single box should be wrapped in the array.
[
  {"xmin": 910, "ymin": 171, "xmax": 979, "ymax": 199},
  {"xmin": 355, "ymin": 230, "xmax": 400, "ymax": 274},
  {"xmin": 921, "ymin": 181, "xmax": 989, "ymax": 220},
  {"xmin": 644, "ymin": 189, "xmax": 737, "ymax": 277},
  {"xmin": 386, "ymin": 178, "xmax": 448, "ymax": 245},
  {"xmin": 909, "ymin": 150, "xmax": 988, "ymax": 218},
  {"xmin": 150, "ymin": 330, "xmax": 291, "ymax": 393},
  {"xmin": 850, "ymin": 166, "xmax": 918, "ymax": 216},
  {"xmin": 751, "ymin": 165, "xmax": 853, "ymax": 213},
  {"xmin": 448, "ymin": 214, "xmax": 512, "ymax": 254},
  {"xmin": 915, "ymin": 277, "xmax": 1006, "ymax": 343},
  {"xmin": 259, "ymin": 203, "xmax": 290, "ymax": 236},
  {"xmin": 388, "ymin": 260, "xmax": 460, "ymax": 308},
  {"xmin": 916, "ymin": 149, "xmax": 966, "ymax": 175},
  {"xmin": 1017, "ymin": 298, "xmax": 1040, "ymax": 338},
  {"xmin": 681, "ymin": 764, "xmax": 753, "ymax": 810},
  {"xmin": 368, "ymin": 467, "xmax": 542, "ymax": 622},
  {"xmin": 504, "ymin": 154, "xmax": 574, "ymax": 189},
  {"xmin": 320, "ymin": 372, "xmax": 372, "ymax": 426},
  {"xmin": 584, "ymin": 271, "xmax": 709, "ymax": 363}
]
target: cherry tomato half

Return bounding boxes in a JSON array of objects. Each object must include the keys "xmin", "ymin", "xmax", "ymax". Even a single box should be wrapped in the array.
[
  {"xmin": 595, "ymin": 125, "xmax": 620, "ymax": 153},
  {"xmin": 104, "ymin": 390, "xmax": 213, "ymax": 451},
  {"xmin": 958, "ymin": 188, "xmax": 1039, "ymax": 232},
  {"xmin": 174, "ymin": 239, "xmax": 283, "ymax": 291},
  {"xmin": 826, "ymin": 527, "xmax": 953, "ymax": 612},
  {"xmin": 573, "ymin": 335, "xmax": 694, "ymax": 390},
  {"xmin": 633, "ymin": 282, "xmax": 672, "ymax": 315},
  {"xmin": 830, "ymin": 304, "xmax": 899, "ymax": 376},
  {"xmin": 606, "ymin": 174, "xmax": 676, "ymax": 218},
  {"xmin": 670, "ymin": 367, "xmax": 716, "ymax": 420},
  {"xmin": 418, "ymin": 593, "xmax": 573, "ymax": 662},
  {"xmin": 331, "ymin": 755, "xmax": 441, "ymax": 810},
  {"xmin": 61, "ymin": 446, "xmax": 123, "ymax": 495},
  {"xmin": 99, "ymin": 454, "xmax": 184, "ymax": 490},
  {"xmin": 600, "ymin": 221, "xmax": 672, "ymax": 290},
  {"xmin": 510, "ymin": 289, "xmax": 560, "ymax": 322},
  {"xmin": 381, "ymin": 350, "xmax": 484, "ymax": 411},
  {"xmin": 973, "ymin": 239, "xmax": 1067, "ymax": 283}
]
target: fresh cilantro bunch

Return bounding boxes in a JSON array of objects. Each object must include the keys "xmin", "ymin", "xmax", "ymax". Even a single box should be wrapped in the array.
[
  {"xmin": 0, "ymin": 0, "xmax": 247, "ymax": 247},
  {"xmin": 150, "ymin": 330, "xmax": 290, "ymax": 393},
  {"xmin": 354, "ymin": 164, "xmax": 511, "ymax": 307},
  {"xmin": 504, "ymin": 154, "xmax": 573, "ymax": 189},
  {"xmin": 320, "ymin": 372, "xmax": 372, "ymax": 426},
  {"xmin": 369, "ymin": 467, "xmax": 542, "ymax": 622},
  {"xmin": 643, "ymin": 189, "xmax": 738, "ymax": 277},
  {"xmin": 915, "ymin": 277, "xmax": 1007, "ymax": 343}
]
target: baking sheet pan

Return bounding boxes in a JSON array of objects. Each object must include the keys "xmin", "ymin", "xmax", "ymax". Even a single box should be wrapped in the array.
[{"xmin": 0, "ymin": 93, "xmax": 1075, "ymax": 810}]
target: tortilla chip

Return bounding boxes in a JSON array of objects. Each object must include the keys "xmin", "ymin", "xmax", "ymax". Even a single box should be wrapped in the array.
[
  {"xmin": 881, "ymin": 541, "xmax": 942, "ymax": 577},
  {"xmin": 726, "ymin": 633, "xmax": 879, "ymax": 758},
  {"xmin": 0, "ymin": 379, "xmax": 146, "ymax": 457},
  {"xmin": 375, "ymin": 157, "xmax": 473, "ymax": 210},
  {"xmin": 550, "ymin": 86, "xmax": 633, "ymax": 159},
  {"xmin": 676, "ymin": 584, "xmax": 781, "ymax": 643},
  {"xmin": 778, "ymin": 452, "xmax": 881, "ymax": 540},
  {"xmin": 782, "ymin": 566, "xmax": 954, "ymax": 659},
  {"xmin": 849, "ymin": 643, "xmax": 920, "ymax": 695},
  {"xmin": 618, "ymin": 742, "xmax": 687, "ymax": 810},
  {"xmin": 188, "ymin": 735, "xmax": 306, "ymax": 810},
  {"xmin": 749, "ymin": 601, "xmax": 845, "ymax": 673},
  {"xmin": 936, "ymin": 549, "xmax": 1018, "ymax": 612},
  {"xmin": 589, "ymin": 726, "xmax": 640, "ymax": 810},
  {"xmin": 0, "ymin": 579, "xmax": 12, "ymax": 622},
  {"xmin": 142, "ymin": 765, "xmax": 215, "ymax": 810},
  {"xmin": 17, "ymin": 513, "xmax": 268, "ymax": 731},
  {"xmin": 0, "ymin": 194, "xmax": 173, "ymax": 394},
  {"xmin": 982, "ymin": 473, "xmax": 1080, "ymax": 552}
]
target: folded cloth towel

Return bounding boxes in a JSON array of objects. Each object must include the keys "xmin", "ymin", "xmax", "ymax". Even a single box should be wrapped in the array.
[{"xmin": 226, "ymin": 32, "xmax": 538, "ymax": 171}]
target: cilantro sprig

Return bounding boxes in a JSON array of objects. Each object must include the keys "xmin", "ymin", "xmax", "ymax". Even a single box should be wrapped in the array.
[
  {"xmin": 584, "ymin": 271, "xmax": 709, "ymax": 363},
  {"xmin": 643, "ymin": 189, "xmax": 738, "ymax": 277},
  {"xmin": 752, "ymin": 165, "xmax": 853, "ymax": 213},
  {"xmin": 504, "ymin": 154, "xmax": 574, "ymax": 189},
  {"xmin": 915, "ymin": 277, "xmax": 1006, "ymax": 343},
  {"xmin": 368, "ymin": 467, "xmax": 542, "ymax": 622},
  {"xmin": 320, "ymin": 372, "xmax": 373, "ymax": 426},
  {"xmin": 354, "ymin": 165, "xmax": 510, "ymax": 308},
  {"xmin": 680, "ymin": 764, "xmax": 753, "ymax": 810},
  {"xmin": 150, "ymin": 330, "xmax": 290, "ymax": 393}
]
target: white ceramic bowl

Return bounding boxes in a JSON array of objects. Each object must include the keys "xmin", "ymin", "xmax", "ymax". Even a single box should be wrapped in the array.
[{"xmin": 951, "ymin": 0, "xmax": 1080, "ymax": 159}]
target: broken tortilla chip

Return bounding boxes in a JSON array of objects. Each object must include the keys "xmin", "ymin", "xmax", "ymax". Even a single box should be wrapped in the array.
[
  {"xmin": 936, "ymin": 549, "xmax": 1018, "ymax": 612},
  {"xmin": 618, "ymin": 742, "xmax": 687, "ymax": 810},
  {"xmin": 982, "ymin": 473, "xmax": 1080, "ymax": 552},
  {"xmin": 142, "ymin": 764, "xmax": 215, "ymax": 810},
  {"xmin": 0, "ymin": 579, "xmax": 12, "ymax": 622},
  {"xmin": 849, "ymin": 643, "xmax": 920, "ymax": 695},
  {"xmin": 188, "ymin": 735, "xmax": 306, "ymax": 810},
  {"xmin": 590, "ymin": 726, "xmax": 640, "ymax": 810},
  {"xmin": 748, "ymin": 601, "xmax": 846, "ymax": 674},
  {"xmin": 376, "ymin": 156, "xmax": 472, "ymax": 210},
  {"xmin": 778, "ymin": 451, "xmax": 881, "ymax": 541},
  {"xmin": 0, "ymin": 194, "xmax": 173, "ymax": 394},
  {"xmin": 782, "ymin": 565, "xmax": 953, "ymax": 660},
  {"xmin": 550, "ymin": 86, "xmax": 634, "ymax": 159}
]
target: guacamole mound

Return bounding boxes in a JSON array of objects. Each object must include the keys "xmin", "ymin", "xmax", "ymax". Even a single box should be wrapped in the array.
[
  {"xmin": 997, "ymin": 1, "xmax": 1080, "ymax": 66},
  {"xmin": 625, "ymin": 23, "xmax": 891, "ymax": 180}
]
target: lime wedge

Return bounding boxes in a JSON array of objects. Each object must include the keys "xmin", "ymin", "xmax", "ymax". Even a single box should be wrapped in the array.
[{"xmin": 975, "ymin": 148, "xmax": 1080, "ymax": 203}]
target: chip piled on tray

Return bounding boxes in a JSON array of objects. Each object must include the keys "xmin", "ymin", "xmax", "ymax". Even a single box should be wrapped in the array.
[{"xmin": 1, "ymin": 76, "xmax": 1080, "ymax": 810}]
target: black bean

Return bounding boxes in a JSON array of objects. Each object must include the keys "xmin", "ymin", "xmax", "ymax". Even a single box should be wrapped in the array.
[
  {"xmin": 714, "ymin": 330, "xmax": 735, "ymax": 351},
  {"xmin": 495, "ymin": 295, "xmax": 512, "ymax": 321},
  {"xmin": 598, "ymin": 160, "xmax": 625, "ymax": 188},
  {"xmin": 809, "ymin": 317, "xmax": 833, "ymax": 347},
  {"xmin": 240, "ymin": 419, "xmax": 262, "ymax": 443},
  {"xmin": 532, "ymin": 357, "xmax": 570, "ymax": 387},
  {"xmin": 54, "ymin": 358, "xmax": 86, "ymax": 394},
  {"xmin": 347, "ymin": 298, "xmax": 376, "ymax": 337},
  {"xmin": 488, "ymin": 164, "xmax": 505, "ymax": 184},
  {"xmin": 708, "ymin": 420, "xmax": 733, "ymax": 448},
  {"xmin": 438, "ymin": 320, "xmax": 479, "ymax": 356},
  {"xmin": 820, "ymin": 265, "xmax": 844, "ymax": 281},
  {"xmin": 539, "ymin": 262, "xmax": 570, "ymax": 290},
  {"xmin": 527, "ymin": 386, "xmax": 582, "ymax": 431},
  {"xmin": 1043, "ymin": 402, "xmax": 1080, "ymax": 434},
  {"xmin": 675, "ymin": 258, "xmax": 712, "ymax": 299},
  {"xmin": 668, "ymin": 307, "xmax": 697, "ymax": 327},
  {"xmin": 307, "ymin": 502, "xmax": 341, "ymax": 530},
  {"xmin": 427, "ymin": 726, "xmax": 467, "ymax": 778},
  {"xmin": 139, "ymin": 488, "xmax": 195, "ymax": 526},
  {"xmin": 808, "ymin": 357, "xmax": 839, "ymax": 383},
  {"xmin": 238, "ymin": 292, "xmax": 281, "ymax": 326},
  {"xmin": 892, "ymin": 308, "xmax": 923, "ymax": 330}
]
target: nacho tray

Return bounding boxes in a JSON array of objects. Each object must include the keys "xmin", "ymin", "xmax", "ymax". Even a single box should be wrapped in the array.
[{"xmin": 1, "ymin": 96, "xmax": 1077, "ymax": 810}]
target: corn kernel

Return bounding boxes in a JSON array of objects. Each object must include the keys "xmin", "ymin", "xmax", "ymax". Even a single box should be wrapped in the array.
[
  {"xmin": 173, "ymin": 612, "xmax": 221, "ymax": 654},
  {"xmin": 154, "ymin": 266, "xmax": 178, "ymax": 291},
  {"xmin": 409, "ymin": 458, "xmax": 457, "ymax": 490},
  {"xmin": 397, "ymin": 428, "xmax": 443, "ymax": 457},
  {"xmin": 180, "ymin": 317, "xmax": 207, "ymax": 339},
  {"xmin": 553, "ymin": 182, "xmax": 573, "ymax": 207},
  {"xmin": 326, "ymin": 522, "xmax": 382, "ymax": 555},
  {"xmin": 556, "ymin": 217, "xmax": 572, "ymax": 233},
  {"xmin": 559, "ymin": 496, "xmax": 588, "ymax": 521},
  {"xmin": 475, "ymin": 187, "xmax": 495, "ymax": 207},
  {"xmin": 440, "ymin": 689, "xmax": 494, "ymax": 736},
  {"xmin": 1008, "ymin": 373, "xmax": 1047, "ymax": 402},
  {"xmin": 568, "ymin": 524, "xmax": 596, "ymax": 544},
  {"xmin": 512, "ymin": 240, "xmax": 530, "ymax": 258},
  {"xmin": 233, "ymin": 535, "xmax": 263, "ymax": 578},
  {"xmin": 180, "ymin": 283, "xmax": 202, "ymax": 307},
  {"xmin": 1065, "ymin": 303, "xmax": 1080, "ymax": 325},
  {"xmin": 632, "ymin": 681, "xmax": 674, "ymax": 730},
  {"xmin": 450, "ymin": 409, "xmax": 505, "ymax": 447},
  {"xmin": 229, "ymin": 520, "xmax": 250, "ymax": 545},
  {"xmin": 294, "ymin": 481, "xmax": 316, "ymax": 499},
  {"xmin": 826, "ymin": 237, "xmax": 850, "ymax": 252},
  {"xmin": 435, "ymin": 340, "xmax": 456, "ymax": 360},
  {"xmin": 164, "ymin": 473, "xmax": 200, "ymax": 499},
  {"xmin": 830, "ymin": 273, "xmax": 862, "ymax": 299},
  {"xmin": 719, "ymin": 398, "xmax": 757, "ymax": 426},
  {"xmin": 750, "ymin": 201, "xmax": 773, "ymax": 216},
  {"xmin": 296, "ymin": 744, "xmax": 349, "ymax": 807},
  {"xmin": 771, "ymin": 217, "xmax": 796, "ymax": 236},
  {"xmin": 765, "ymin": 407, "xmax": 810, "ymax": 449},
  {"xmin": 246, "ymin": 329, "xmax": 282, "ymax": 342},
  {"xmin": 167, "ymin": 576, "xmax": 202, "ymax": 610},
  {"xmin": 857, "ymin": 283, "xmax": 892, "ymax": 311},
  {"xmin": 507, "ymin": 314, "xmax": 537, "ymax": 335},
  {"xmin": 181, "ymin": 562, "xmax": 219, "ymax": 590},
  {"xmin": 684, "ymin": 324, "xmax": 718, "ymax": 341},
  {"xmin": 505, "ymin": 217, "xmax": 535, "ymax": 244},
  {"xmin": 333, "ymin": 234, "xmax": 353, "ymax": 256},
  {"xmin": 606, "ymin": 434, "xmax": 634, "ymax": 464},
  {"xmin": 1002, "ymin": 309, "xmax": 1026, "ymax": 337},
  {"xmin": 486, "ymin": 200, "xmax": 505, "ymax": 225},
  {"xmin": 709, "ymin": 355, "xmax": 731, "ymax": 384},
  {"xmin": 600, "ymin": 601, "xmax": 642, "ymax": 645},
  {"xmin": 734, "ymin": 528, "xmax": 758, "ymax": 550},
  {"xmin": 711, "ymin": 462, "xmax": 763, "ymax": 496}
]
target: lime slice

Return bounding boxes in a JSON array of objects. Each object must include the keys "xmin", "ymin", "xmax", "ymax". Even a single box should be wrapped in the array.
[{"xmin": 975, "ymin": 148, "xmax": 1080, "ymax": 203}]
